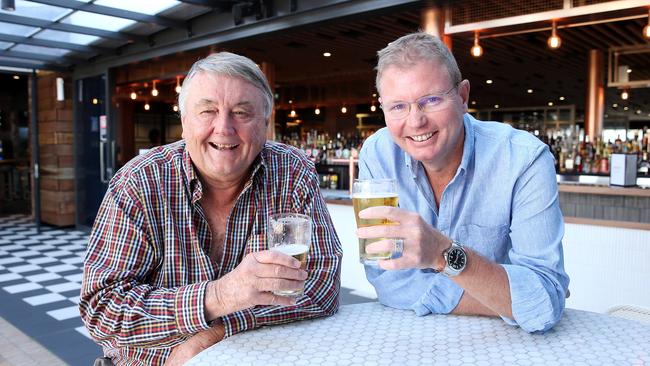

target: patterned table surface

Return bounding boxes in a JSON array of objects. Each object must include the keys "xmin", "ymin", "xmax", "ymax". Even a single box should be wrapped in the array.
[{"xmin": 187, "ymin": 302, "xmax": 650, "ymax": 366}]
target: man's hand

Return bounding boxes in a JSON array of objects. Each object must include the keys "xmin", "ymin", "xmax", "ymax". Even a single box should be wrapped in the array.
[
  {"xmin": 204, "ymin": 250, "xmax": 308, "ymax": 320},
  {"xmin": 164, "ymin": 323, "xmax": 225, "ymax": 366},
  {"xmin": 357, "ymin": 206, "xmax": 450, "ymax": 271}
]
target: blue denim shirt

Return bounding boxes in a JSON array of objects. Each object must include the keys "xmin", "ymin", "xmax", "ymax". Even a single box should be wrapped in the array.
[{"xmin": 359, "ymin": 114, "xmax": 570, "ymax": 332}]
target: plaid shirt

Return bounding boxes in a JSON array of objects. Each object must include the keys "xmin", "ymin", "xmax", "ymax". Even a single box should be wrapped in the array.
[{"xmin": 80, "ymin": 140, "xmax": 342, "ymax": 365}]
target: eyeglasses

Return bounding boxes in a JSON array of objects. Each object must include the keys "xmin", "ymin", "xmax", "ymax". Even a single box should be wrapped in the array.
[{"xmin": 380, "ymin": 83, "xmax": 459, "ymax": 120}]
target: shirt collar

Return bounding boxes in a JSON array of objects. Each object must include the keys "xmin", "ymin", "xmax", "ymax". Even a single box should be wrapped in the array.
[
  {"xmin": 404, "ymin": 113, "xmax": 475, "ymax": 177},
  {"xmin": 183, "ymin": 141, "xmax": 268, "ymax": 204}
]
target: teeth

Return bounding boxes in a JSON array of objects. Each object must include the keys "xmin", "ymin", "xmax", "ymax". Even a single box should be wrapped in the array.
[
  {"xmin": 410, "ymin": 132, "xmax": 433, "ymax": 142},
  {"xmin": 211, "ymin": 143, "xmax": 238, "ymax": 150}
]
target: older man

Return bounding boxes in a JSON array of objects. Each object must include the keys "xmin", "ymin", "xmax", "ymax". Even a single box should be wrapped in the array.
[
  {"xmin": 80, "ymin": 52, "xmax": 342, "ymax": 365},
  {"xmin": 357, "ymin": 32, "xmax": 569, "ymax": 332}
]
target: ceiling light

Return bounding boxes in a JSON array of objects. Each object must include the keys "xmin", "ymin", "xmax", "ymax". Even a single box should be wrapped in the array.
[
  {"xmin": 621, "ymin": 89, "xmax": 629, "ymax": 100},
  {"xmin": 548, "ymin": 102, "xmax": 554, "ymax": 106},
  {"xmin": 151, "ymin": 81, "xmax": 158, "ymax": 97},
  {"xmin": 636, "ymin": 110, "xmax": 642, "ymax": 115},
  {"xmin": 623, "ymin": 106, "xmax": 629, "ymax": 111},
  {"xmin": 372, "ymin": 93, "xmax": 377, "ymax": 98},
  {"xmin": 644, "ymin": 10, "xmax": 650, "ymax": 38},
  {"xmin": 626, "ymin": 68, "xmax": 632, "ymax": 74},
  {"xmin": 471, "ymin": 101, "xmax": 476, "ymax": 105},
  {"xmin": 144, "ymin": 102, "xmax": 150, "ymax": 111},
  {"xmin": 471, "ymin": 31, "xmax": 483, "ymax": 58},
  {"xmin": 290, "ymin": 109, "xmax": 296, "ymax": 117},
  {"xmin": 92, "ymin": 98, "xmax": 98, "ymax": 105},
  {"xmin": 486, "ymin": 79, "xmax": 493, "ymax": 84},
  {"xmin": 175, "ymin": 76, "xmax": 182, "ymax": 94},
  {"xmin": 1, "ymin": 0, "xmax": 15, "ymax": 11},
  {"xmin": 527, "ymin": 89, "xmax": 533, "ymax": 94},
  {"xmin": 547, "ymin": 20, "xmax": 562, "ymax": 49},
  {"xmin": 130, "ymin": 92, "xmax": 137, "ymax": 100},
  {"xmin": 288, "ymin": 100, "xmax": 293, "ymax": 104},
  {"xmin": 370, "ymin": 105, "xmax": 377, "ymax": 112},
  {"xmin": 612, "ymin": 103, "xmax": 618, "ymax": 108},
  {"xmin": 173, "ymin": 105, "xmax": 179, "ymax": 112},
  {"xmin": 559, "ymin": 96, "xmax": 565, "ymax": 101},
  {"xmin": 314, "ymin": 107, "xmax": 320, "ymax": 115},
  {"xmin": 494, "ymin": 104, "xmax": 499, "ymax": 109},
  {"xmin": 12, "ymin": 75, "xmax": 19, "ymax": 80},
  {"xmin": 323, "ymin": 52, "xmax": 331, "ymax": 57},
  {"xmin": 341, "ymin": 106, "xmax": 347, "ymax": 114}
]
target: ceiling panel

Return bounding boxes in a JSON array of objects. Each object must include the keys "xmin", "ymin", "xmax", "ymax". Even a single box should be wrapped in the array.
[
  {"xmin": 34, "ymin": 29, "xmax": 100, "ymax": 45},
  {"xmin": 6, "ymin": 0, "xmax": 70, "ymax": 21},
  {"xmin": 93, "ymin": 0, "xmax": 180, "ymax": 16},
  {"xmin": 12, "ymin": 43, "xmax": 70, "ymax": 56},
  {"xmin": 0, "ymin": 22, "xmax": 39, "ymax": 36},
  {"xmin": 60, "ymin": 10, "xmax": 135, "ymax": 32}
]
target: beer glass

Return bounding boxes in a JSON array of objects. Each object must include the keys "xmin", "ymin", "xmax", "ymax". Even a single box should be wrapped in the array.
[
  {"xmin": 352, "ymin": 178, "xmax": 399, "ymax": 265},
  {"xmin": 267, "ymin": 213, "xmax": 311, "ymax": 297}
]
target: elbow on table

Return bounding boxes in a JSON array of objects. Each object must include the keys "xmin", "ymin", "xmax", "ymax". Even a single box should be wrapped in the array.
[{"xmin": 515, "ymin": 297, "xmax": 566, "ymax": 333}]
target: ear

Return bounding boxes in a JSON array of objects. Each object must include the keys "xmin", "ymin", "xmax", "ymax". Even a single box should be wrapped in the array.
[
  {"xmin": 180, "ymin": 115, "xmax": 187, "ymax": 139},
  {"xmin": 457, "ymin": 79, "xmax": 470, "ymax": 113}
]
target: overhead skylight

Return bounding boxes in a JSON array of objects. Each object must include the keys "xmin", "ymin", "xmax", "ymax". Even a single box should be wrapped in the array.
[
  {"xmin": 0, "ymin": 41, "xmax": 13, "ymax": 50},
  {"xmin": 0, "ymin": 56, "xmax": 43, "ymax": 65},
  {"xmin": 12, "ymin": 44, "xmax": 71, "ymax": 57},
  {"xmin": 93, "ymin": 0, "xmax": 180, "ymax": 15},
  {"xmin": 34, "ymin": 30, "xmax": 100, "ymax": 46},
  {"xmin": 4, "ymin": 0, "xmax": 71, "ymax": 22},
  {"xmin": 61, "ymin": 11, "xmax": 134, "ymax": 32},
  {"xmin": 0, "ymin": 22, "xmax": 39, "ymax": 37}
]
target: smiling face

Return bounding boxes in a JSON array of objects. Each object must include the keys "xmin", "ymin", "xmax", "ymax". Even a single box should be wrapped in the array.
[
  {"xmin": 378, "ymin": 60, "xmax": 470, "ymax": 172},
  {"xmin": 181, "ymin": 71, "xmax": 268, "ymax": 187}
]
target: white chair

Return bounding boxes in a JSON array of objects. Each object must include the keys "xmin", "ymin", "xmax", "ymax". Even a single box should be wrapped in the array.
[{"xmin": 606, "ymin": 305, "xmax": 650, "ymax": 325}]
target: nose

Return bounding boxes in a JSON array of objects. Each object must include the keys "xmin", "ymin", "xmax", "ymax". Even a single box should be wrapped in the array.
[
  {"xmin": 212, "ymin": 111, "xmax": 235, "ymax": 135},
  {"xmin": 405, "ymin": 103, "xmax": 427, "ymax": 129}
]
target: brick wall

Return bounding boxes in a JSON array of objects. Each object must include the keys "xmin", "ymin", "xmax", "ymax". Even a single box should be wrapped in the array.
[{"xmin": 37, "ymin": 73, "xmax": 74, "ymax": 227}]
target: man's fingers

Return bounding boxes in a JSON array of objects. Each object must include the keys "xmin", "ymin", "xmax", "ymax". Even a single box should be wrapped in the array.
[
  {"xmin": 364, "ymin": 239, "xmax": 395, "ymax": 254},
  {"xmin": 256, "ymin": 278, "xmax": 305, "ymax": 293},
  {"xmin": 358, "ymin": 206, "xmax": 405, "ymax": 222},
  {"xmin": 256, "ymin": 263, "xmax": 307, "ymax": 281},
  {"xmin": 357, "ymin": 224, "xmax": 402, "ymax": 239},
  {"xmin": 252, "ymin": 250, "xmax": 301, "ymax": 268}
]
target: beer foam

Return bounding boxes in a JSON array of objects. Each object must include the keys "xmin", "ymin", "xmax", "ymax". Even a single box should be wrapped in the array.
[
  {"xmin": 271, "ymin": 243, "xmax": 309, "ymax": 256},
  {"xmin": 351, "ymin": 193, "xmax": 399, "ymax": 199}
]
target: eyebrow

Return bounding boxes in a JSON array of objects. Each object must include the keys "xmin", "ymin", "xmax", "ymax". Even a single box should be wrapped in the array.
[{"xmin": 194, "ymin": 98, "xmax": 254, "ymax": 109}]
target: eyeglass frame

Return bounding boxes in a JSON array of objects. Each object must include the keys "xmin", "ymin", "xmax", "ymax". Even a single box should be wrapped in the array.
[{"xmin": 380, "ymin": 81, "xmax": 461, "ymax": 120}]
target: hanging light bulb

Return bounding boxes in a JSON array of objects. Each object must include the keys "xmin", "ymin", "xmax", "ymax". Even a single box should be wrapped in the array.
[
  {"xmin": 314, "ymin": 107, "xmax": 321, "ymax": 115},
  {"xmin": 547, "ymin": 21, "xmax": 561, "ymax": 49},
  {"xmin": 144, "ymin": 102, "xmax": 150, "ymax": 111},
  {"xmin": 290, "ymin": 109, "xmax": 296, "ymax": 117},
  {"xmin": 341, "ymin": 106, "xmax": 347, "ymax": 114},
  {"xmin": 151, "ymin": 80, "xmax": 158, "ymax": 97},
  {"xmin": 130, "ymin": 91, "xmax": 137, "ymax": 100},
  {"xmin": 175, "ymin": 76, "xmax": 182, "ymax": 94},
  {"xmin": 471, "ymin": 31, "xmax": 483, "ymax": 57},
  {"xmin": 92, "ymin": 98, "xmax": 98, "ymax": 105},
  {"xmin": 643, "ymin": 10, "xmax": 650, "ymax": 39},
  {"xmin": 173, "ymin": 105, "xmax": 179, "ymax": 112},
  {"xmin": 621, "ymin": 89, "xmax": 629, "ymax": 100},
  {"xmin": 370, "ymin": 104, "xmax": 377, "ymax": 112}
]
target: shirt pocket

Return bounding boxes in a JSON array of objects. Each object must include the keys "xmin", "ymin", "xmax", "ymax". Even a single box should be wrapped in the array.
[{"xmin": 457, "ymin": 224, "xmax": 510, "ymax": 262}]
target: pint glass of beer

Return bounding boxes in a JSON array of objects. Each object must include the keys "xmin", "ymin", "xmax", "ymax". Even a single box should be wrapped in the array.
[
  {"xmin": 352, "ymin": 178, "xmax": 399, "ymax": 265},
  {"xmin": 267, "ymin": 213, "xmax": 312, "ymax": 297}
]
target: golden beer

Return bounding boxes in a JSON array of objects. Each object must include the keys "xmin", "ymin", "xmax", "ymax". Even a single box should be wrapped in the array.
[
  {"xmin": 352, "ymin": 193, "xmax": 399, "ymax": 263},
  {"xmin": 270, "ymin": 243, "xmax": 309, "ymax": 297}
]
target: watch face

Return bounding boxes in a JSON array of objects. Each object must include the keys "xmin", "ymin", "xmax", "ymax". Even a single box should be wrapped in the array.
[{"xmin": 448, "ymin": 247, "xmax": 466, "ymax": 270}]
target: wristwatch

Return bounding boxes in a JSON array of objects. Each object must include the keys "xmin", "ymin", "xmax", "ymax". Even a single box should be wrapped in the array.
[{"xmin": 442, "ymin": 240, "xmax": 467, "ymax": 277}]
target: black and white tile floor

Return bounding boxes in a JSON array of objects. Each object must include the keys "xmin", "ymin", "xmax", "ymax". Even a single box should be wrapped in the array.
[{"xmin": 0, "ymin": 214, "xmax": 101, "ymax": 366}]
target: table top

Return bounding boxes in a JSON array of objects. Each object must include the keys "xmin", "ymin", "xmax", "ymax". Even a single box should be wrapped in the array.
[{"xmin": 187, "ymin": 302, "xmax": 650, "ymax": 366}]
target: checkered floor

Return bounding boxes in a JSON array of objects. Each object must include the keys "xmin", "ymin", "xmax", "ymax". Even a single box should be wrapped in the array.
[{"xmin": 0, "ymin": 214, "xmax": 101, "ymax": 366}]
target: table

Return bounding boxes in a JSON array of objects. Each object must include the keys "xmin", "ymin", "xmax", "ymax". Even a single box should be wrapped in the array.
[{"xmin": 187, "ymin": 302, "xmax": 650, "ymax": 366}]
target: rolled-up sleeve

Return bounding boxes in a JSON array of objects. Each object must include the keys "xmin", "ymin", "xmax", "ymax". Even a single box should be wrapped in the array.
[{"xmin": 505, "ymin": 146, "xmax": 569, "ymax": 332}]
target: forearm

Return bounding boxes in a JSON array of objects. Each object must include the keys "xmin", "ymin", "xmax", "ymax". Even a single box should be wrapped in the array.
[
  {"xmin": 449, "ymin": 249, "xmax": 513, "ymax": 319},
  {"xmin": 80, "ymin": 278, "xmax": 211, "ymax": 348}
]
